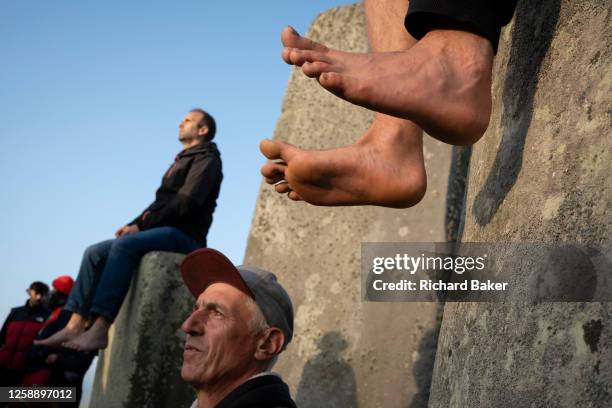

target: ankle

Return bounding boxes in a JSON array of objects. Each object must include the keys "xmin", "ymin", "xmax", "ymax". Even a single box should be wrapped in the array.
[
  {"xmin": 368, "ymin": 115, "xmax": 422, "ymax": 143},
  {"xmin": 66, "ymin": 318, "xmax": 85, "ymax": 331},
  {"xmin": 92, "ymin": 316, "xmax": 112, "ymax": 331},
  {"xmin": 424, "ymin": 27, "xmax": 493, "ymax": 55},
  {"xmin": 423, "ymin": 29, "xmax": 493, "ymax": 81}
]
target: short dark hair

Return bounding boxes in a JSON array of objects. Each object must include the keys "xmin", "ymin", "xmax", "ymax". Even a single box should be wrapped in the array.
[
  {"xmin": 30, "ymin": 281, "xmax": 49, "ymax": 296},
  {"xmin": 190, "ymin": 108, "xmax": 217, "ymax": 141}
]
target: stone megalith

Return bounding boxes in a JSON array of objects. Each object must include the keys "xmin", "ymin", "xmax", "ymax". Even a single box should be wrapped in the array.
[
  {"xmin": 244, "ymin": 4, "xmax": 452, "ymax": 407},
  {"xmin": 89, "ymin": 252, "xmax": 195, "ymax": 408},
  {"xmin": 428, "ymin": 1, "xmax": 612, "ymax": 407}
]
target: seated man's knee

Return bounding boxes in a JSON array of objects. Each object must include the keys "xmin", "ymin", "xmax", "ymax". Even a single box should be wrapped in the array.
[
  {"xmin": 84, "ymin": 241, "xmax": 109, "ymax": 262},
  {"xmin": 111, "ymin": 235, "xmax": 140, "ymax": 254}
]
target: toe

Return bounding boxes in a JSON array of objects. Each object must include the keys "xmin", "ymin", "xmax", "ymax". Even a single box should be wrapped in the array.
[
  {"xmin": 260, "ymin": 139, "xmax": 300, "ymax": 163},
  {"xmin": 260, "ymin": 139, "xmax": 282, "ymax": 159},
  {"xmin": 318, "ymin": 72, "xmax": 362, "ymax": 101},
  {"xmin": 288, "ymin": 49, "xmax": 329, "ymax": 66},
  {"xmin": 318, "ymin": 72, "xmax": 344, "ymax": 94},
  {"xmin": 261, "ymin": 162, "xmax": 287, "ymax": 179},
  {"xmin": 261, "ymin": 162, "xmax": 286, "ymax": 181},
  {"xmin": 302, "ymin": 61, "xmax": 331, "ymax": 78},
  {"xmin": 282, "ymin": 47, "xmax": 292, "ymax": 64},
  {"xmin": 281, "ymin": 26, "xmax": 328, "ymax": 53},
  {"xmin": 287, "ymin": 191, "xmax": 303, "ymax": 201},
  {"xmin": 274, "ymin": 181, "xmax": 292, "ymax": 194}
]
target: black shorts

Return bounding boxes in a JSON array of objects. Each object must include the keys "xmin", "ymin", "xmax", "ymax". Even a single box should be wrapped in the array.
[{"xmin": 405, "ymin": 0, "xmax": 519, "ymax": 53}]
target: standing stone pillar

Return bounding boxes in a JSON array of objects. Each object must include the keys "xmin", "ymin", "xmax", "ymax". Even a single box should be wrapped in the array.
[
  {"xmin": 428, "ymin": 1, "xmax": 612, "ymax": 407},
  {"xmin": 89, "ymin": 252, "xmax": 195, "ymax": 408},
  {"xmin": 244, "ymin": 4, "xmax": 452, "ymax": 407}
]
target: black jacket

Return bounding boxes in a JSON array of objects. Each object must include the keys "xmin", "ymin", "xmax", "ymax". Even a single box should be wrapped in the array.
[
  {"xmin": 215, "ymin": 374, "xmax": 297, "ymax": 408},
  {"xmin": 130, "ymin": 142, "xmax": 223, "ymax": 245}
]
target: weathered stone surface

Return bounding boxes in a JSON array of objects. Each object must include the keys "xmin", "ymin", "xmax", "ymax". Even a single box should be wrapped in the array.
[
  {"xmin": 244, "ymin": 4, "xmax": 451, "ymax": 407},
  {"xmin": 90, "ymin": 252, "xmax": 195, "ymax": 408},
  {"xmin": 429, "ymin": 1, "xmax": 612, "ymax": 407}
]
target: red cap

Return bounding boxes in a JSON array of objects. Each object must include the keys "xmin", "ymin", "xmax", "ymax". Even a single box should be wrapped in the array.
[
  {"xmin": 180, "ymin": 248, "xmax": 254, "ymax": 299},
  {"xmin": 52, "ymin": 275, "xmax": 74, "ymax": 296}
]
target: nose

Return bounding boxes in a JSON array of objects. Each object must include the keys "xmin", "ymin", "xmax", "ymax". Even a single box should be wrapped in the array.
[{"xmin": 181, "ymin": 311, "xmax": 204, "ymax": 336}]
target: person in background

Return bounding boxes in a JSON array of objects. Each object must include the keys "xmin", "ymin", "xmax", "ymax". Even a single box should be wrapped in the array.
[
  {"xmin": 0, "ymin": 281, "xmax": 50, "ymax": 385},
  {"xmin": 23, "ymin": 275, "xmax": 96, "ymax": 406}
]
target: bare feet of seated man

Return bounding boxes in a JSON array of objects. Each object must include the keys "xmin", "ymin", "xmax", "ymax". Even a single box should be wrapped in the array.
[
  {"xmin": 280, "ymin": 26, "xmax": 494, "ymax": 146},
  {"xmin": 64, "ymin": 317, "xmax": 110, "ymax": 352},
  {"xmin": 260, "ymin": 114, "xmax": 426, "ymax": 208},
  {"xmin": 35, "ymin": 314, "xmax": 109, "ymax": 352},
  {"xmin": 34, "ymin": 324, "xmax": 84, "ymax": 348}
]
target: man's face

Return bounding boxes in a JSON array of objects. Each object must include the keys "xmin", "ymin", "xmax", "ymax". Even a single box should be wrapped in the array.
[
  {"xmin": 178, "ymin": 111, "xmax": 205, "ymax": 143},
  {"xmin": 27, "ymin": 288, "xmax": 44, "ymax": 307},
  {"xmin": 181, "ymin": 282, "xmax": 258, "ymax": 388}
]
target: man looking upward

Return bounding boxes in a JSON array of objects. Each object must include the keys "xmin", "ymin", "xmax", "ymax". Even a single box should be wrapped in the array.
[
  {"xmin": 180, "ymin": 248, "xmax": 297, "ymax": 408},
  {"xmin": 37, "ymin": 108, "xmax": 223, "ymax": 352}
]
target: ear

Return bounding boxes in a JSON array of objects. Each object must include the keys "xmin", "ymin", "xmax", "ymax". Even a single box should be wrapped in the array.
[
  {"xmin": 254, "ymin": 327, "xmax": 284, "ymax": 362},
  {"xmin": 198, "ymin": 126, "xmax": 209, "ymax": 137}
]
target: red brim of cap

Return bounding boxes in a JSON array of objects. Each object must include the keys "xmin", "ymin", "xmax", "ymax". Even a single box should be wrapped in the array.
[{"xmin": 180, "ymin": 248, "xmax": 254, "ymax": 299}]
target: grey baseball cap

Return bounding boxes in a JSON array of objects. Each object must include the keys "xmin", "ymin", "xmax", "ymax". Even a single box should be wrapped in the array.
[{"xmin": 180, "ymin": 248, "xmax": 294, "ymax": 349}]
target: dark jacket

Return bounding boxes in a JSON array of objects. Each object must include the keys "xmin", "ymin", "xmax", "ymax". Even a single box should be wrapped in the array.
[
  {"xmin": 130, "ymin": 141, "xmax": 223, "ymax": 245},
  {"xmin": 214, "ymin": 374, "xmax": 297, "ymax": 408},
  {"xmin": 0, "ymin": 301, "xmax": 49, "ymax": 375}
]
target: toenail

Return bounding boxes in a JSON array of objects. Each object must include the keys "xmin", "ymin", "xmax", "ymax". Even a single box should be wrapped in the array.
[{"xmin": 274, "ymin": 180, "xmax": 288, "ymax": 186}]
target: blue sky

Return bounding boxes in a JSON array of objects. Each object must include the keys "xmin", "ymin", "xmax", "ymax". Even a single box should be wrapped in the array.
[
  {"xmin": 0, "ymin": 0, "xmax": 353, "ymax": 401},
  {"xmin": 0, "ymin": 0, "xmax": 354, "ymax": 313}
]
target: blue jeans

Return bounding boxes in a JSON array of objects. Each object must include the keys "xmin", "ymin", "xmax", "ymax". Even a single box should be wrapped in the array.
[{"xmin": 65, "ymin": 226, "xmax": 203, "ymax": 322}]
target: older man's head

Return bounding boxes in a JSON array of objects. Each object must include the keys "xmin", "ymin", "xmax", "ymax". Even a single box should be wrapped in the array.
[{"xmin": 179, "ymin": 249, "xmax": 294, "ymax": 397}]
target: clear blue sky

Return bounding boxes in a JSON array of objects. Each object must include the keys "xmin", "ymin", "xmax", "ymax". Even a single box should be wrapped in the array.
[
  {"xmin": 0, "ymin": 0, "xmax": 354, "ymax": 314},
  {"xmin": 0, "ymin": 0, "xmax": 352, "ymax": 402}
]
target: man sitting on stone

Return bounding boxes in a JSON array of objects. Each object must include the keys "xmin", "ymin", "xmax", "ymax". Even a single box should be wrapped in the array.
[
  {"xmin": 180, "ymin": 248, "xmax": 297, "ymax": 408},
  {"xmin": 36, "ymin": 108, "xmax": 223, "ymax": 352}
]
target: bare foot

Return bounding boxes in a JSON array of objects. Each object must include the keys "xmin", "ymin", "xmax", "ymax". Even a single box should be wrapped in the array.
[
  {"xmin": 281, "ymin": 26, "xmax": 494, "ymax": 146},
  {"xmin": 34, "ymin": 325, "xmax": 84, "ymax": 348},
  {"xmin": 261, "ymin": 115, "xmax": 426, "ymax": 208},
  {"xmin": 64, "ymin": 318, "xmax": 110, "ymax": 352}
]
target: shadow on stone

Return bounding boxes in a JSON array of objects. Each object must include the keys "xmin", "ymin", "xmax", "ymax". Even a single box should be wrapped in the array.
[
  {"xmin": 295, "ymin": 332, "xmax": 358, "ymax": 408},
  {"xmin": 473, "ymin": 0, "xmax": 561, "ymax": 225},
  {"xmin": 533, "ymin": 244, "xmax": 597, "ymax": 302},
  {"xmin": 408, "ymin": 302, "xmax": 444, "ymax": 408},
  {"xmin": 445, "ymin": 146, "xmax": 473, "ymax": 242}
]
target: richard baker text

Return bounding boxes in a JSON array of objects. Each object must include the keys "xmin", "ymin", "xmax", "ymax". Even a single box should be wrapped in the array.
[{"xmin": 371, "ymin": 279, "xmax": 508, "ymax": 291}]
